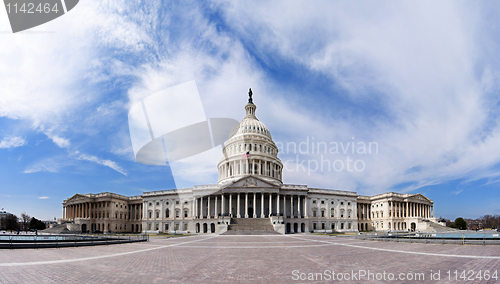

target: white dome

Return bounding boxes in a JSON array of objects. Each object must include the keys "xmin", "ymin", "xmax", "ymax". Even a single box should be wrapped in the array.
[
  {"xmin": 217, "ymin": 91, "xmax": 283, "ymax": 185},
  {"xmin": 229, "ymin": 116, "xmax": 272, "ymax": 140}
]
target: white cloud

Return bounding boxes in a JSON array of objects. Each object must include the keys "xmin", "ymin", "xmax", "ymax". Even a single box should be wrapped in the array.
[
  {"xmin": 48, "ymin": 135, "xmax": 70, "ymax": 149},
  {"xmin": 0, "ymin": 136, "xmax": 26, "ymax": 149},
  {"xmin": 212, "ymin": 1, "xmax": 500, "ymax": 194},
  {"xmin": 23, "ymin": 159, "xmax": 61, "ymax": 174},
  {"xmin": 38, "ymin": 196, "xmax": 49, "ymax": 199},
  {"xmin": 5, "ymin": 1, "xmax": 500, "ymax": 196},
  {"xmin": 76, "ymin": 153, "xmax": 127, "ymax": 176}
]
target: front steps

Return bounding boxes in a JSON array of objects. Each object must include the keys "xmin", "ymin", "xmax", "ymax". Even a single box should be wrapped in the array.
[{"xmin": 222, "ymin": 218, "xmax": 280, "ymax": 235}]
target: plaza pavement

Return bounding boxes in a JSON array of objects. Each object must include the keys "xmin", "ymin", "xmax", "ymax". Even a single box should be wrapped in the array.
[{"xmin": 0, "ymin": 234, "xmax": 499, "ymax": 283}]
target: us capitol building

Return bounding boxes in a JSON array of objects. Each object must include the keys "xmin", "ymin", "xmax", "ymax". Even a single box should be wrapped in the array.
[{"xmin": 62, "ymin": 92, "xmax": 438, "ymax": 234}]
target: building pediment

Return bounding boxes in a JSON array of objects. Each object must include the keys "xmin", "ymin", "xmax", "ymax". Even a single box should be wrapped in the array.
[
  {"xmin": 408, "ymin": 193, "xmax": 432, "ymax": 203},
  {"xmin": 221, "ymin": 175, "xmax": 280, "ymax": 192},
  {"xmin": 65, "ymin": 194, "xmax": 89, "ymax": 203}
]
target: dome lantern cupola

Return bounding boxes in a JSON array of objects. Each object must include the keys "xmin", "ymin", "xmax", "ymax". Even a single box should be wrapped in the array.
[{"xmin": 245, "ymin": 88, "xmax": 257, "ymax": 118}]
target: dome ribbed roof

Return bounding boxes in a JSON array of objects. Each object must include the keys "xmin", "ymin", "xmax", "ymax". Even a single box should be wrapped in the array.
[{"xmin": 229, "ymin": 116, "xmax": 272, "ymax": 139}]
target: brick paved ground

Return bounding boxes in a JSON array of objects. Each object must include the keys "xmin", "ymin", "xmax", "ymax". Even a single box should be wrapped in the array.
[{"xmin": 0, "ymin": 234, "xmax": 499, "ymax": 283}]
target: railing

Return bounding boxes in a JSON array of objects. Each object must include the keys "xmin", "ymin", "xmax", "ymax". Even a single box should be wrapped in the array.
[
  {"xmin": 0, "ymin": 233, "xmax": 148, "ymax": 249},
  {"xmin": 356, "ymin": 232, "xmax": 500, "ymax": 245}
]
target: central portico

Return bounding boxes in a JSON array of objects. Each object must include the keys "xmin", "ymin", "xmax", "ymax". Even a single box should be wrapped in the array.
[{"xmin": 193, "ymin": 176, "xmax": 308, "ymax": 220}]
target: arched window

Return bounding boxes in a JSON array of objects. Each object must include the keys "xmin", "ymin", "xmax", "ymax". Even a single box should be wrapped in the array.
[{"xmin": 165, "ymin": 209, "xmax": 169, "ymax": 218}]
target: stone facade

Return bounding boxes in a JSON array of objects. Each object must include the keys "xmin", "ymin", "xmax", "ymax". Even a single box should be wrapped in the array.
[
  {"xmin": 63, "ymin": 93, "xmax": 436, "ymax": 234},
  {"xmin": 62, "ymin": 192, "xmax": 142, "ymax": 233}
]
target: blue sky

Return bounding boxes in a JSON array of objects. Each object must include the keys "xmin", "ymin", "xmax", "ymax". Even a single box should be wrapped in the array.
[{"xmin": 1, "ymin": 1, "xmax": 500, "ymax": 220}]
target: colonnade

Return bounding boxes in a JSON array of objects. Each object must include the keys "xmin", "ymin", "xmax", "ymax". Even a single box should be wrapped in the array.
[
  {"xmin": 356, "ymin": 200, "xmax": 433, "ymax": 220},
  {"xmin": 218, "ymin": 159, "xmax": 282, "ymax": 181},
  {"xmin": 401, "ymin": 201, "xmax": 433, "ymax": 218},
  {"xmin": 64, "ymin": 202, "xmax": 142, "ymax": 220},
  {"xmin": 193, "ymin": 192, "xmax": 307, "ymax": 219}
]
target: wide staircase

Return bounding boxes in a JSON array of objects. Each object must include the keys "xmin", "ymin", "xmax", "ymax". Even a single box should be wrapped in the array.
[
  {"xmin": 222, "ymin": 218, "xmax": 279, "ymax": 235},
  {"xmin": 427, "ymin": 221, "xmax": 458, "ymax": 232}
]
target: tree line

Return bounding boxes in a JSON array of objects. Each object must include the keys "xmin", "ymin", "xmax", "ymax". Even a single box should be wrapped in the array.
[
  {"xmin": 439, "ymin": 214, "xmax": 500, "ymax": 230},
  {"xmin": 0, "ymin": 212, "xmax": 46, "ymax": 231}
]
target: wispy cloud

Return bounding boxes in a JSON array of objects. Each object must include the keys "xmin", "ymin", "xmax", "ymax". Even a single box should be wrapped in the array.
[
  {"xmin": 48, "ymin": 134, "xmax": 70, "ymax": 148},
  {"xmin": 76, "ymin": 153, "xmax": 127, "ymax": 176},
  {"xmin": 23, "ymin": 159, "xmax": 61, "ymax": 174},
  {"xmin": 0, "ymin": 136, "xmax": 26, "ymax": 149},
  {"xmin": 38, "ymin": 196, "xmax": 49, "ymax": 199}
]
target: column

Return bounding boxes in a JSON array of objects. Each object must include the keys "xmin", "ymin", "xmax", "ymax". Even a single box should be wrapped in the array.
[
  {"xmin": 229, "ymin": 194, "xmax": 233, "ymax": 217},
  {"xmin": 269, "ymin": 193, "xmax": 272, "ymax": 217},
  {"xmin": 237, "ymin": 193, "xmax": 241, "ymax": 218},
  {"xmin": 298, "ymin": 196, "xmax": 301, "ymax": 217},
  {"xmin": 304, "ymin": 197, "xmax": 308, "ymax": 218},
  {"xmin": 215, "ymin": 196, "xmax": 218, "ymax": 217},
  {"xmin": 277, "ymin": 194, "xmax": 280, "ymax": 216},
  {"xmin": 200, "ymin": 197, "xmax": 203, "ymax": 218},
  {"xmin": 195, "ymin": 198, "xmax": 198, "ymax": 218},
  {"xmin": 261, "ymin": 193, "xmax": 264, "ymax": 218},
  {"xmin": 245, "ymin": 193, "xmax": 248, "ymax": 218},
  {"xmin": 143, "ymin": 202, "xmax": 147, "ymax": 220},
  {"xmin": 290, "ymin": 195, "xmax": 293, "ymax": 217},
  {"xmin": 265, "ymin": 160, "xmax": 267, "ymax": 176},
  {"xmin": 253, "ymin": 192, "xmax": 257, "ymax": 218},
  {"xmin": 208, "ymin": 196, "xmax": 211, "ymax": 218},
  {"xmin": 222, "ymin": 194, "xmax": 225, "ymax": 216},
  {"xmin": 192, "ymin": 198, "xmax": 195, "ymax": 218}
]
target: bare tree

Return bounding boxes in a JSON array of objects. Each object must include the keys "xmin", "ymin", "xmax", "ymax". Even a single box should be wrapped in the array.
[{"xmin": 20, "ymin": 212, "xmax": 30, "ymax": 231}]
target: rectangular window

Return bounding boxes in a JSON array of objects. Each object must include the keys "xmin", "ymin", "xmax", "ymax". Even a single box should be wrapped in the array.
[
  {"xmin": 341, "ymin": 223, "xmax": 344, "ymax": 229},
  {"xmin": 313, "ymin": 223, "xmax": 317, "ymax": 230},
  {"xmin": 184, "ymin": 223, "xmax": 188, "ymax": 231}
]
